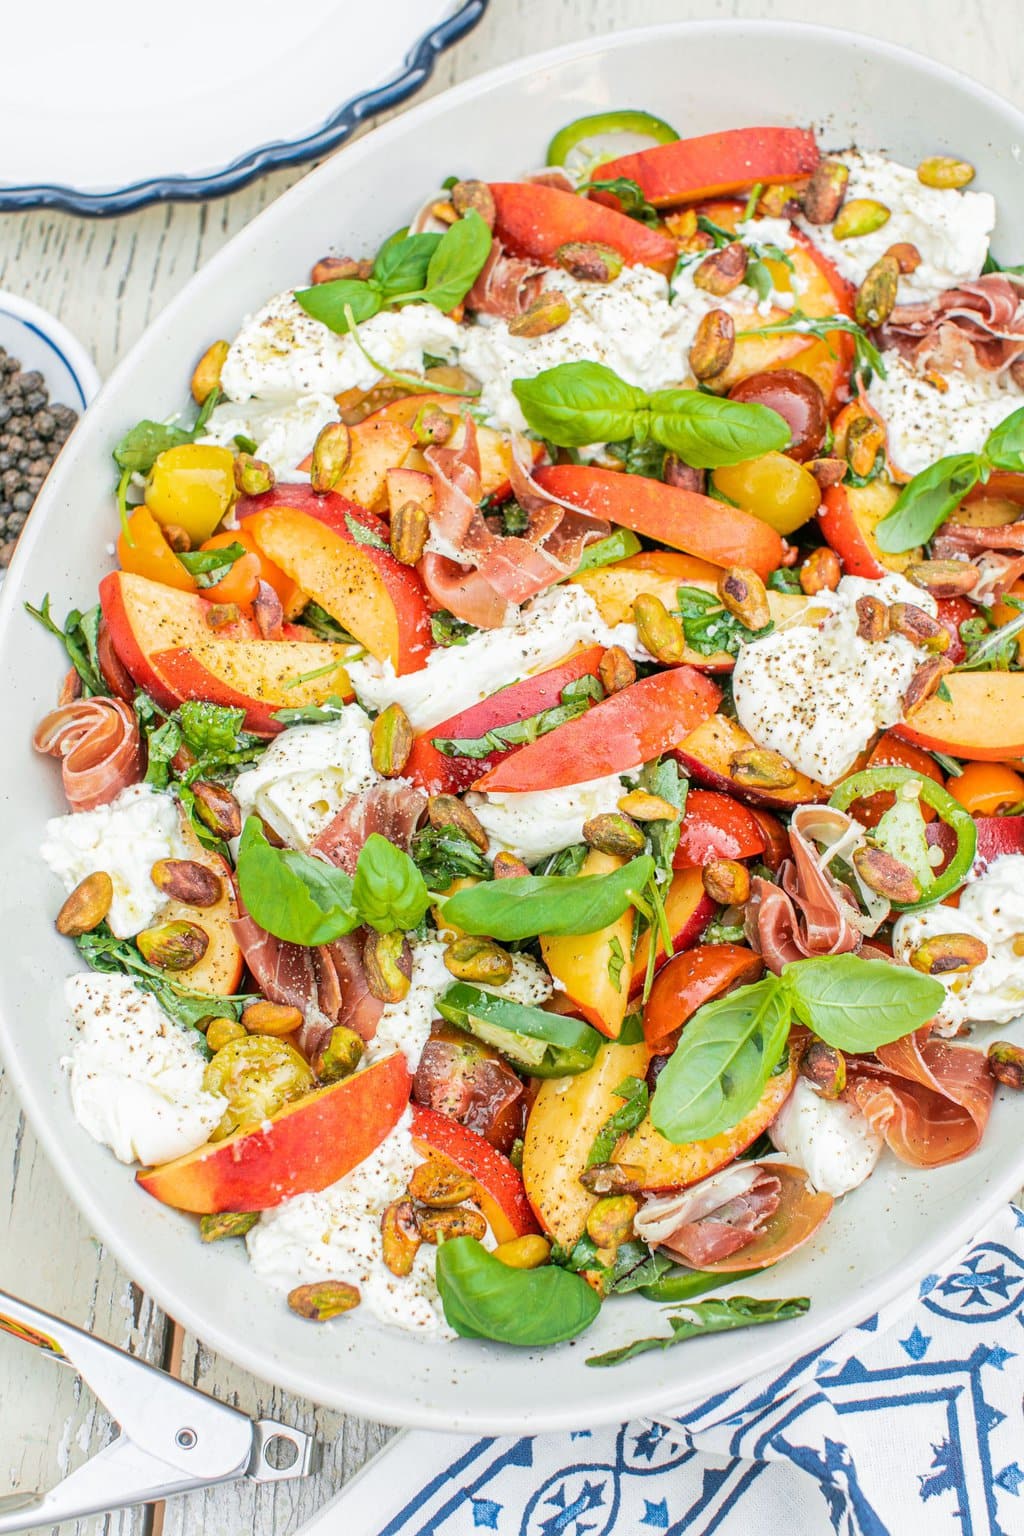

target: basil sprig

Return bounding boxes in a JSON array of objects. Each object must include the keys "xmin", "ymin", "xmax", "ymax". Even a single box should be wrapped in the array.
[
  {"xmin": 586, "ymin": 1295, "xmax": 810, "ymax": 1368},
  {"xmin": 436, "ymin": 1237, "xmax": 601, "ymax": 1346},
  {"xmin": 875, "ymin": 406, "xmax": 1024, "ymax": 552},
  {"xmin": 651, "ymin": 955, "xmax": 944, "ymax": 1144},
  {"xmin": 175, "ymin": 541, "xmax": 247, "ymax": 589},
  {"xmin": 237, "ymin": 820, "xmax": 430, "ymax": 945},
  {"xmin": 440, "ymin": 854, "xmax": 655, "ymax": 941},
  {"xmin": 432, "ymin": 676, "xmax": 604, "ymax": 760},
  {"xmin": 294, "ymin": 211, "xmax": 492, "ymax": 335},
  {"xmin": 511, "ymin": 362, "xmax": 790, "ymax": 467}
]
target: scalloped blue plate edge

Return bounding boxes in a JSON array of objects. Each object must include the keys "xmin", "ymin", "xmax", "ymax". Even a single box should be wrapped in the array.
[{"xmin": 0, "ymin": 0, "xmax": 488, "ymax": 216}]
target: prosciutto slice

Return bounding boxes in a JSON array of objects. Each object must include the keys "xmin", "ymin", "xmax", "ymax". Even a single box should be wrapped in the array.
[
  {"xmin": 931, "ymin": 524, "xmax": 1024, "ymax": 602},
  {"xmin": 310, "ymin": 781, "xmax": 428, "ymax": 875},
  {"xmin": 465, "ymin": 238, "xmax": 547, "ymax": 319},
  {"xmin": 747, "ymin": 806, "xmax": 885, "ymax": 973},
  {"xmin": 33, "ymin": 697, "xmax": 142, "ymax": 812},
  {"xmin": 636, "ymin": 1164, "xmax": 783, "ymax": 1267},
  {"xmin": 417, "ymin": 420, "xmax": 609, "ymax": 628},
  {"xmin": 880, "ymin": 273, "xmax": 1024, "ymax": 376},
  {"xmin": 844, "ymin": 1030, "xmax": 995, "ymax": 1167},
  {"xmin": 231, "ymin": 903, "xmax": 342, "ymax": 1058}
]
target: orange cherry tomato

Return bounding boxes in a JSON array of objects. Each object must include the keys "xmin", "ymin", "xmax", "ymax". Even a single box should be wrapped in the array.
[
  {"xmin": 643, "ymin": 943, "xmax": 763, "ymax": 1056},
  {"xmin": 199, "ymin": 530, "xmax": 262, "ymax": 607},
  {"xmin": 853, "ymin": 733, "xmax": 944, "ymax": 828},
  {"xmin": 948, "ymin": 762, "xmax": 1024, "ymax": 817},
  {"xmin": 117, "ymin": 507, "xmax": 197, "ymax": 593},
  {"xmin": 200, "ymin": 528, "xmax": 305, "ymax": 616}
]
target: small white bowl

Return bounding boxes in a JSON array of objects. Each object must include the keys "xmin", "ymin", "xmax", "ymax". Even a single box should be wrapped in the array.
[{"xmin": 0, "ymin": 291, "xmax": 100, "ymax": 413}]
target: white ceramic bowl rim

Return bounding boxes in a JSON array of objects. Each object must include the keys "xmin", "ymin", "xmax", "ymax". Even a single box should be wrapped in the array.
[{"xmin": 2, "ymin": 18, "xmax": 1024, "ymax": 1433}]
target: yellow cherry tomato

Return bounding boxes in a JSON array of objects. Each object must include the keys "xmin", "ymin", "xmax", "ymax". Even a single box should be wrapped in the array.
[
  {"xmin": 144, "ymin": 443, "xmax": 236, "ymax": 545},
  {"xmin": 948, "ymin": 762, "xmax": 1024, "ymax": 817},
  {"xmin": 711, "ymin": 450, "xmax": 821, "ymax": 536}
]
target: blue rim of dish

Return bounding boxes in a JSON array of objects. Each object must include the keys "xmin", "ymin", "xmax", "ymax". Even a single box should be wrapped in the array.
[
  {"xmin": 0, "ymin": 308, "xmax": 96, "ymax": 411},
  {"xmin": 0, "ymin": 1, "xmax": 488, "ymax": 216}
]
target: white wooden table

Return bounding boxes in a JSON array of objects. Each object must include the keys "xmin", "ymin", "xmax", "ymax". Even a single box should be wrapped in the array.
[{"xmin": 1, "ymin": 1, "xmax": 1019, "ymax": 1531}]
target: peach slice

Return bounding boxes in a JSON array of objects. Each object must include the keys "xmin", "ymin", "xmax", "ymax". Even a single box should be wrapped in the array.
[
  {"xmin": 541, "ymin": 850, "xmax": 635, "ymax": 1039},
  {"xmin": 410, "ymin": 1104, "xmax": 538, "ymax": 1244},
  {"xmin": 895, "ymin": 672, "xmax": 1024, "ymax": 761}
]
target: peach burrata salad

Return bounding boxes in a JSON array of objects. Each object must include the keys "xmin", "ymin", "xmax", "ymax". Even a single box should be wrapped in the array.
[{"xmin": 30, "ymin": 115, "xmax": 1024, "ymax": 1360}]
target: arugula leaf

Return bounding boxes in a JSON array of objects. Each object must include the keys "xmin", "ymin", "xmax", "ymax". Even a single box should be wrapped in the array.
[
  {"xmin": 874, "ymin": 453, "xmax": 984, "ymax": 553},
  {"xmin": 650, "ymin": 977, "xmax": 791, "ymax": 1143},
  {"xmin": 586, "ymin": 1295, "xmax": 810, "ymax": 1367},
  {"xmin": 410, "ymin": 824, "xmax": 494, "ymax": 888},
  {"xmin": 294, "ymin": 601, "xmax": 359, "ymax": 645},
  {"xmin": 431, "ymin": 609, "xmax": 478, "ymax": 647},
  {"xmin": 175, "ymin": 541, "xmax": 247, "ymax": 589},
  {"xmin": 75, "ymin": 925, "xmax": 247, "ymax": 1041},
  {"xmin": 236, "ymin": 817, "xmax": 359, "ymax": 945},
  {"xmin": 112, "ymin": 388, "xmax": 223, "ymax": 475},
  {"xmin": 635, "ymin": 756, "xmax": 687, "ymax": 875},
  {"xmin": 646, "ymin": 389, "xmax": 790, "ymax": 468},
  {"xmin": 767, "ymin": 566, "xmax": 803, "ymax": 595},
  {"xmin": 555, "ymin": 1234, "xmax": 672, "ymax": 1296},
  {"xmin": 587, "ymin": 1076, "xmax": 649, "ymax": 1167},
  {"xmin": 956, "ymin": 598, "xmax": 1024, "ymax": 671},
  {"xmin": 271, "ymin": 694, "xmax": 352, "ymax": 726},
  {"xmin": 737, "ymin": 311, "xmax": 885, "ymax": 384},
  {"xmin": 436, "ymin": 1237, "xmax": 601, "ymax": 1345},
  {"xmin": 783, "ymin": 955, "xmax": 945, "ymax": 1052},
  {"xmin": 579, "ymin": 176, "xmax": 660, "ymax": 226},
  {"xmin": 676, "ymin": 585, "xmax": 773, "ymax": 657},
  {"xmin": 441, "ymin": 855, "xmax": 656, "ymax": 941},
  {"xmin": 345, "ymin": 513, "xmax": 389, "ymax": 550},
  {"xmin": 416, "ymin": 210, "xmax": 493, "ymax": 310},
  {"xmin": 26, "ymin": 597, "xmax": 109, "ymax": 698},
  {"xmin": 513, "ymin": 361, "xmax": 648, "ymax": 447},
  {"xmin": 537, "ymin": 843, "xmax": 589, "ymax": 878},
  {"xmin": 351, "ymin": 833, "xmax": 431, "ymax": 934},
  {"xmin": 372, "ymin": 231, "xmax": 443, "ymax": 297},
  {"xmin": 293, "ymin": 279, "xmax": 383, "ymax": 335},
  {"xmin": 432, "ymin": 678, "xmax": 601, "ymax": 759},
  {"xmin": 142, "ymin": 716, "xmax": 182, "ymax": 789}
]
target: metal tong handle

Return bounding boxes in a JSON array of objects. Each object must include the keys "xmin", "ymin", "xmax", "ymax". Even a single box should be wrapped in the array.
[{"xmin": 0, "ymin": 1289, "xmax": 317, "ymax": 1532}]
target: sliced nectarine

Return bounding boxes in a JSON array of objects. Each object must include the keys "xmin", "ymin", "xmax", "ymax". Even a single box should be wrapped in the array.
[
  {"xmin": 818, "ymin": 480, "xmax": 918, "ymax": 578},
  {"xmin": 541, "ymin": 850, "xmax": 634, "ymax": 1040},
  {"xmin": 522, "ymin": 1037, "xmax": 649, "ymax": 1247},
  {"xmin": 629, "ymin": 868, "xmax": 715, "ymax": 994},
  {"xmin": 410, "ymin": 1104, "xmax": 538, "ymax": 1243},
  {"xmin": 895, "ymin": 672, "xmax": 1024, "ymax": 761},
  {"xmin": 597, "ymin": 127, "xmax": 820, "ymax": 208},
  {"xmin": 674, "ymin": 713, "xmax": 830, "ymax": 807},
  {"xmin": 490, "ymin": 181, "xmax": 677, "ymax": 275},
  {"xmin": 296, "ymin": 417, "xmax": 415, "ymax": 511},
  {"xmin": 137, "ymin": 1052, "xmax": 411, "ymax": 1213},
  {"xmin": 615, "ymin": 1047, "xmax": 797, "ymax": 1190},
  {"xmin": 152, "ymin": 638, "xmax": 353, "ymax": 735},
  {"xmin": 162, "ymin": 816, "xmax": 243, "ymax": 996}
]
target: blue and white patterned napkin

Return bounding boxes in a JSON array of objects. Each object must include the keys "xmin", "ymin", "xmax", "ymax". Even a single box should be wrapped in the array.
[{"xmin": 298, "ymin": 1205, "xmax": 1024, "ymax": 1536}]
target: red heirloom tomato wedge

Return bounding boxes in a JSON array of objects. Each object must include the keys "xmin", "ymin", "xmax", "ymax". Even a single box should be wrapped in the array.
[
  {"xmin": 643, "ymin": 943, "xmax": 764, "ymax": 1054},
  {"xmin": 474, "ymin": 668, "xmax": 721, "ymax": 793},
  {"xmin": 672, "ymin": 789, "xmax": 767, "ymax": 868}
]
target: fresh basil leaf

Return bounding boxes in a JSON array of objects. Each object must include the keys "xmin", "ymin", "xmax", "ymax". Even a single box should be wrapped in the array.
[
  {"xmin": 603, "ymin": 437, "xmax": 667, "ymax": 478},
  {"xmin": 650, "ymin": 976, "xmax": 791, "ymax": 1143},
  {"xmin": 676, "ymin": 584, "xmax": 773, "ymax": 657},
  {"xmin": 436, "ymin": 1237, "xmax": 601, "ymax": 1345},
  {"xmin": 236, "ymin": 817, "xmax": 359, "ymax": 945},
  {"xmin": 372, "ymin": 231, "xmax": 443, "ymax": 298},
  {"xmin": 178, "ymin": 700, "xmax": 248, "ymax": 757},
  {"xmin": 441, "ymin": 854, "xmax": 655, "ymax": 941},
  {"xmin": 586, "ymin": 1295, "xmax": 810, "ymax": 1367},
  {"xmin": 416, "ymin": 210, "xmax": 493, "ymax": 311},
  {"xmin": 983, "ymin": 406, "xmax": 1024, "ymax": 472},
  {"xmin": 512, "ymin": 361, "xmax": 647, "ymax": 447},
  {"xmin": 744, "ymin": 259, "xmax": 773, "ymax": 303},
  {"xmin": 587, "ymin": 1076, "xmax": 649, "ymax": 1167},
  {"xmin": 345, "ymin": 513, "xmax": 389, "ymax": 550},
  {"xmin": 176, "ymin": 541, "xmax": 248, "ymax": 590},
  {"xmin": 873, "ymin": 452, "xmax": 983, "ymax": 553},
  {"xmin": 782, "ymin": 955, "xmax": 945, "ymax": 1052},
  {"xmin": 112, "ymin": 419, "xmax": 193, "ymax": 474},
  {"xmin": 351, "ymin": 833, "xmax": 431, "ymax": 934},
  {"xmin": 293, "ymin": 279, "xmax": 383, "ymax": 335},
  {"xmin": 295, "ymin": 601, "xmax": 359, "ymax": 645},
  {"xmin": 141, "ymin": 717, "xmax": 181, "ymax": 790},
  {"xmin": 647, "ymin": 389, "xmax": 790, "ymax": 468}
]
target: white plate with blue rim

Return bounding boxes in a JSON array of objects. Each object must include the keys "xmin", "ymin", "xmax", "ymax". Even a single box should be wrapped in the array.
[
  {"xmin": 0, "ymin": 0, "xmax": 486, "ymax": 214},
  {"xmin": 0, "ymin": 292, "xmax": 100, "ymax": 414}
]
